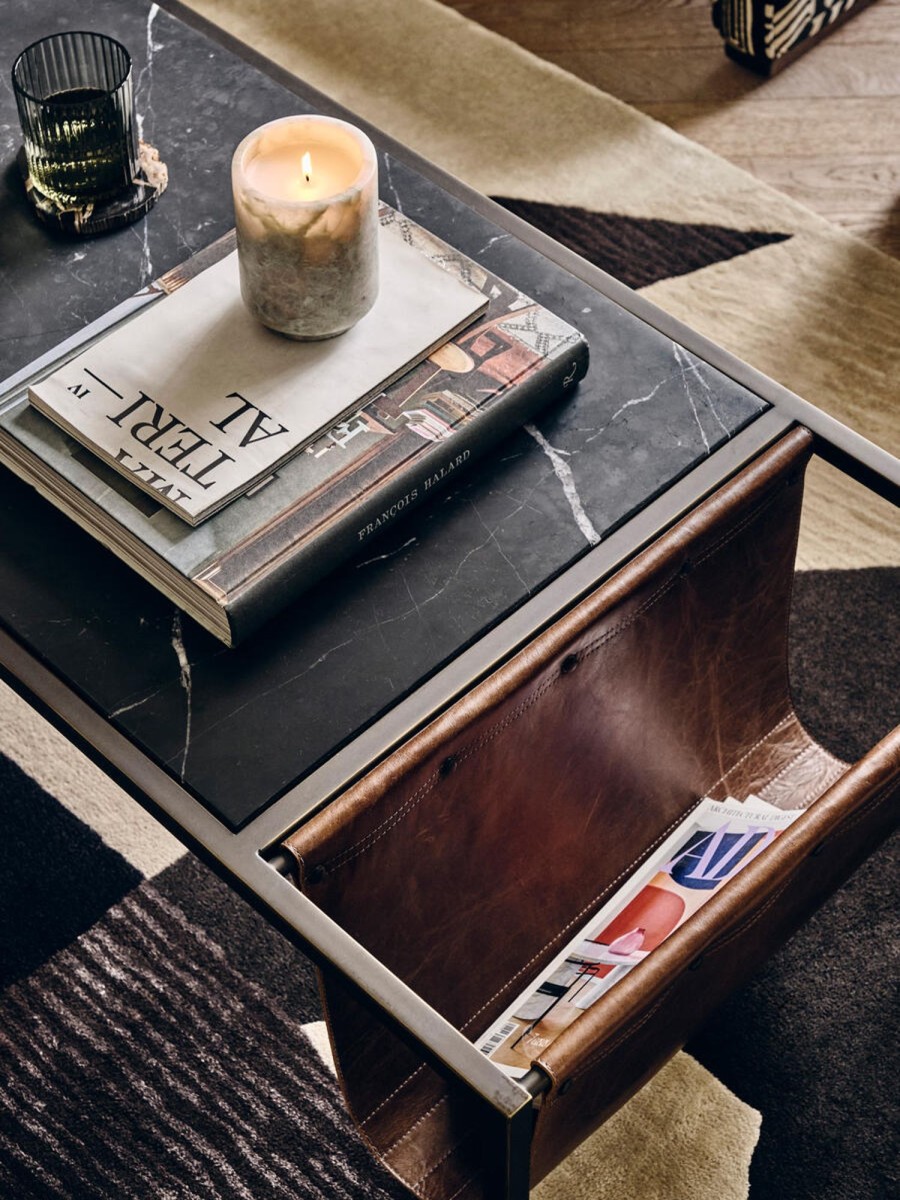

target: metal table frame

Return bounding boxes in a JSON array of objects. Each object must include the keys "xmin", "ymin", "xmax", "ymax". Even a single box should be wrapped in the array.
[{"xmin": 2, "ymin": 3, "xmax": 898, "ymax": 1195}]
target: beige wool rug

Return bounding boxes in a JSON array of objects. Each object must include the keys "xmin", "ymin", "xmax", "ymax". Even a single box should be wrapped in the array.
[{"xmin": 2, "ymin": 0, "xmax": 898, "ymax": 1197}]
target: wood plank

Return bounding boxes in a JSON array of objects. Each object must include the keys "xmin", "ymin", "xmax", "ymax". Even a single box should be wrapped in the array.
[
  {"xmin": 563, "ymin": 44, "xmax": 899, "ymax": 104},
  {"xmin": 730, "ymin": 154, "xmax": 900, "ymax": 255},
  {"xmin": 731, "ymin": 153, "xmax": 900, "ymax": 198},
  {"xmin": 722, "ymin": 42, "xmax": 900, "ymax": 97},
  {"xmin": 450, "ymin": 0, "xmax": 725, "ymax": 51},
  {"xmin": 643, "ymin": 99, "xmax": 899, "ymax": 157}
]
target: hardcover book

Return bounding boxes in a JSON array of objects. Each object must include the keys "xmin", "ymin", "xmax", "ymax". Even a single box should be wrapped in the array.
[
  {"xmin": 25, "ymin": 215, "xmax": 488, "ymax": 525},
  {"xmin": 0, "ymin": 209, "xmax": 589, "ymax": 646}
]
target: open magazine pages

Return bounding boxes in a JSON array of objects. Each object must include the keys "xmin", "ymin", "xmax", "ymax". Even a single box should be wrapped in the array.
[{"xmin": 475, "ymin": 796, "xmax": 803, "ymax": 1077}]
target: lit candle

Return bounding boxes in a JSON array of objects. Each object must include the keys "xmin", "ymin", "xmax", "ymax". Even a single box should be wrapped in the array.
[{"xmin": 231, "ymin": 115, "xmax": 379, "ymax": 339}]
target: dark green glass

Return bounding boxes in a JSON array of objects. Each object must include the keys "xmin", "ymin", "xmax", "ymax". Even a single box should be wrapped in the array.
[{"xmin": 12, "ymin": 31, "xmax": 138, "ymax": 207}]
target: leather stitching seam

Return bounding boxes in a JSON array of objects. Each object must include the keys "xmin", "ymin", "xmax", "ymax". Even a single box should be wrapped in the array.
[
  {"xmin": 360, "ymin": 1062, "xmax": 428, "ymax": 1126},
  {"xmin": 705, "ymin": 712, "xmax": 796, "ymax": 794},
  {"xmin": 561, "ymin": 872, "xmax": 796, "ymax": 1086},
  {"xmin": 694, "ymin": 780, "xmax": 895, "ymax": 965},
  {"xmin": 555, "ymin": 979, "xmax": 680, "ymax": 1089},
  {"xmin": 819, "ymin": 777, "xmax": 898, "ymax": 844},
  {"xmin": 350, "ymin": 468, "xmax": 830, "ymax": 1164},
  {"xmin": 407, "ymin": 1126, "xmax": 474, "ymax": 1189},
  {"xmin": 358, "ymin": 710, "xmax": 812, "ymax": 1128},
  {"xmin": 348, "ymin": 483, "xmax": 801, "ymax": 1126},
  {"xmin": 383, "ymin": 1093, "xmax": 448, "ymax": 1155},
  {"xmin": 756, "ymin": 741, "xmax": 821, "ymax": 794},
  {"xmin": 443, "ymin": 712, "xmax": 807, "ymax": 1039},
  {"xmin": 816, "ymin": 761, "xmax": 851, "ymax": 796},
  {"xmin": 361, "ymin": 792, "xmax": 712, "ymax": 1128},
  {"xmin": 454, "ymin": 799, "xmax": 704, "ymax": 1032}
]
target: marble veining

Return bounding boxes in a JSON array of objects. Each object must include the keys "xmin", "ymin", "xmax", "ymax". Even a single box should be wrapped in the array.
[
  {"xmin": 134, "ymin": 3, "xmax": 161, "ymax": 283},
  {"xmin": 524, "ymin": 422, "xmax": 601, "ymax": 546},
  {"xmin": 170, "ymin": 612, "xmax": 193, "ymax": 781},
  {"xmin": 0, "ymin": 0, "xmax": 768, "ymax": 829},
  {"xmin": 380, "ymin": 150, "xmax": 403, "ymax": 214}
]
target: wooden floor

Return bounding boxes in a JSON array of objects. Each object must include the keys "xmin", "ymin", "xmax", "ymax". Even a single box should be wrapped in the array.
[{"xmin": 442, "ymin": 0, "xmax": 900, "ymax": 260}]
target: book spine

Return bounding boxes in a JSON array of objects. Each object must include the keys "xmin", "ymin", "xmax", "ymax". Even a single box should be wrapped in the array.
[{"xmin": 223, "ymin": 339, "xmax": 590, "ymax": 645}]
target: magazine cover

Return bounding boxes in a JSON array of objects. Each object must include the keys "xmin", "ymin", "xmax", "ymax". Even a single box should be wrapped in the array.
[
  {"xmin": 25, "ymin": 215, "xmax": 488, "ymax": 524},
  {"xmin": 477, "ymin": 797, "xmax": 801, "ymax": 1076}
]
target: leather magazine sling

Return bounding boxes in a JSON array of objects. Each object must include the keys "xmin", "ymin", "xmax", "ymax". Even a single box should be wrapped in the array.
[{"xmin": 282, "ymin": 427, "xmax": 900, "ymax": 1199}]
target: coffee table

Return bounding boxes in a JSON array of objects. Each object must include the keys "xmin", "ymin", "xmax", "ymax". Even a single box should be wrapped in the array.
[{"xmin": 2, "ymin": 2, "xmax": 897, "ymax": 1197}]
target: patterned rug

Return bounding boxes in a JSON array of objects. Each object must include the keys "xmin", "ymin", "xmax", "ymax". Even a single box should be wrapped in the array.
[{"xmin": 2, "ymin": 0, "xmax": 898, "ymax": 1197}]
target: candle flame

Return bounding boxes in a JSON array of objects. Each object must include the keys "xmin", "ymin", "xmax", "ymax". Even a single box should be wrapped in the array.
[{"xmin": 301, "ymin": 151, "xmax": 312, "ymax": 183}]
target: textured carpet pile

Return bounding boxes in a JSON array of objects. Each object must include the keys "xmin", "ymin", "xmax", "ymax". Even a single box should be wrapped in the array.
[{"xmin": 2, "ymin": 1, "xmax": 898, "ymax": 1197}]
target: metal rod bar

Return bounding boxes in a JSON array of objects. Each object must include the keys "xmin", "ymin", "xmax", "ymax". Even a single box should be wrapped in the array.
[
  {"xmin": 520, "ymin": 1068, "xmax": 552, "ymax": 1098},
  {"xmin": 265, "ymin": 847, "xmax": 293, "ymax": 876}
]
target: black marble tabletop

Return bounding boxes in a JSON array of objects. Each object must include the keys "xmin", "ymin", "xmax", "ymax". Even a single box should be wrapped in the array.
[{"xmin": 0, "ymin": 0, "xmax": 767, "ymax": 829}]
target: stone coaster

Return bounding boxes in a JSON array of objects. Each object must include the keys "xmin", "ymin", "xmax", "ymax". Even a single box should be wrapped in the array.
[{"xmin": 18, "ymin": 140, "xmax": 168, "ymax": 237}]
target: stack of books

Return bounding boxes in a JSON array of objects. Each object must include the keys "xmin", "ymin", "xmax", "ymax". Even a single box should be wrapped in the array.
[{"xmin": 0, "ymin": 206, "xmax": 589, "ymax": 645}]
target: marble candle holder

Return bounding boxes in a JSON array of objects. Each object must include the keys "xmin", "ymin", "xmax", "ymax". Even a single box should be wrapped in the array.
[{"xmin": 231, "ymin": 115, "xmax": 379, "ymax": 340}]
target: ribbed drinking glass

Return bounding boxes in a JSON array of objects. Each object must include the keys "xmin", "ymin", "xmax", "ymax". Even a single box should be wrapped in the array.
[{"xmin": 12, "ymin": 31, "xmax": 138, "ymax": 207}]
